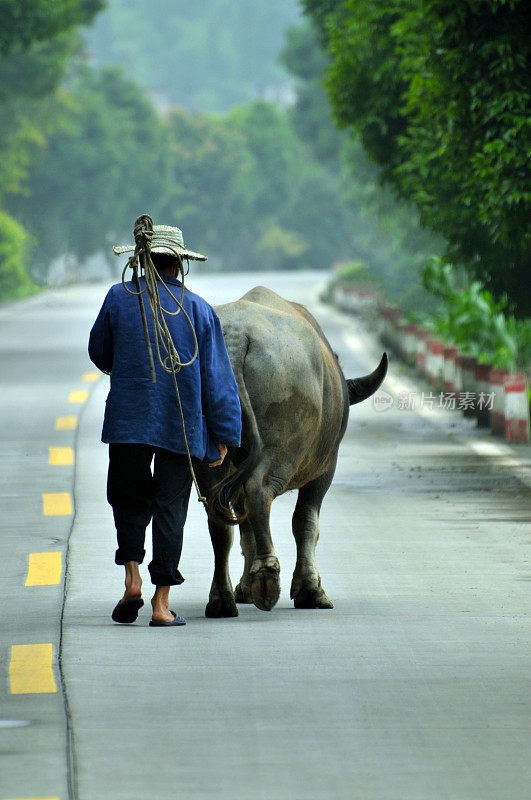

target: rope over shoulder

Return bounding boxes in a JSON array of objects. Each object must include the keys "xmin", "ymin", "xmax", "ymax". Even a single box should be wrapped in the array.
[{"xmin": 122, "ymin": 214, "xmax": 207, "ymax": 510}]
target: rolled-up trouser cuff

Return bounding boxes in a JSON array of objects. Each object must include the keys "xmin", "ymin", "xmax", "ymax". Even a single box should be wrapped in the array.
[
  {"xmin": 115, "ymin": 547, "xmax": 146, "ymax": 566},
  {"xmin": 148, "ymin": 560, "xmax": 185, "ymax": 586}
]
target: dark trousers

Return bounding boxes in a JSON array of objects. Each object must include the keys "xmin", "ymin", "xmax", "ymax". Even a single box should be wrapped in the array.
[{"xmin": 107, "ymin": 443, "xmax": 193, "ymax": 586}]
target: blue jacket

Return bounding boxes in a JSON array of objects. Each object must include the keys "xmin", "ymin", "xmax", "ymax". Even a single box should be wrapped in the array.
[{"xmin": 88, "ymin": 276, "xmax": 241, "ymax": 462}]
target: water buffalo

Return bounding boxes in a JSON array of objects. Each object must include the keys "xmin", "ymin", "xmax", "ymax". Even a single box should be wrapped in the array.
[{"xmin": 196, "ymin": 286, "xmax": 387, "ymax": 616}]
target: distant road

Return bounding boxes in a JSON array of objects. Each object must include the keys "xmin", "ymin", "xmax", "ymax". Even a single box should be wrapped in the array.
[{"xmin": 1, "ymin": 271, "xmax": 530, "ymax": 800}]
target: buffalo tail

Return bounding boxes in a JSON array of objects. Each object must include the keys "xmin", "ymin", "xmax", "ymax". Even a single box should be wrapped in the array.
[
  {"xmin": 347, "ymin": 352, "xmax": 388, "ymax": 405},
  {"xmin": 208, "ymin": 442, "xmax": 260, "ymax": 525},
  {"xmin": 209, "ymin": 343, "xmax": 261, "ymax": 525}
]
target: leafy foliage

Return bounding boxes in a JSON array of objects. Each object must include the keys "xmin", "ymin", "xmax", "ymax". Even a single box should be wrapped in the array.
[
  {"xmin": 11, "ymin": 67, "xmax": 167, "ymax": 272},
  {"xmin": 420, "ymin": 257, "xmax": 529, "ymax": 370},
  {"xmin": 331, "ymin": 260, "xmax": 378, "ymax": 288},
  {"xmin": 0, "ymin": 0, "xmax": 102, "ymax": 296},
  {"xmin": 255, "ymin": 225, "xmax": 307, "ymax": 271},
  {"xmin": 155, "ymin": 99, "xmax": 364, "ymax": 272},
  {"xmin": 302, "ymin": 0, "xmax": 530, "ymax": 315},
  {"xmin": 0, "ymin": 208, "xmax": 35, "ymax": 298},
  {"xmin": 0, "ymin": 0, "xmax": 103, "ymax": 55},
  {"xmin": 280, "ymin": 16, "xmax": 444, "ymax": 311}
]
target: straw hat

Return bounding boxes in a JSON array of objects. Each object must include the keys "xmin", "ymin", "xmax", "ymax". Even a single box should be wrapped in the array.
[{"xmin": 113, "ymin": 224, "xmax": 207, "ymax": 261}]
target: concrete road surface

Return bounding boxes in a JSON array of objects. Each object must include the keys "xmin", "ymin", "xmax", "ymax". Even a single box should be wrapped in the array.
[{"xmin": 1, "ymin": 271, "xmax": 530, "ymax": 800}]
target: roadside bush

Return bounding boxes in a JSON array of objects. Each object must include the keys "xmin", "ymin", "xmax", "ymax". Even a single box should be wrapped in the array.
[
  {"xmin": 255, "ymin": 224, "xmax": 307, "ymax": 270},
  {"xmin": 320, "ymin": 259, "xmax": 380, "ymax": 303},
  {"xmin": 332, "ymin": 260, "xmax": 376, "ymax": 288},
  {"xmin": 420, "ymin": 257, "xmax": 529, "ymax": 371},
  {"xmin": 0, "ymin": 209, "xmax": 35, "ymax": 299}
]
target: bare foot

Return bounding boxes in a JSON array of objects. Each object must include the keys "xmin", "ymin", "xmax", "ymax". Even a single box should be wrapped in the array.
[
  {"xmin": 122, "ymin": 561, "xmax": 142, "ymax": 601},
  {"xmin": 151, "ymin": 586, "xmax": 175, "ymax": 622}
]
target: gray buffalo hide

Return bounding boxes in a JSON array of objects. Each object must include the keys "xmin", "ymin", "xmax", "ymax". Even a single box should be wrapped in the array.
[{"xmin": 197, "ymin": 286, "xmax": 387, "ymax": 616}]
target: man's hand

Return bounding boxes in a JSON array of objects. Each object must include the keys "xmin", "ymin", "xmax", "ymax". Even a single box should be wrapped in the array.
[{"xmin": 209, "ymin": 443, "xmax": 227, "ymax": 467}]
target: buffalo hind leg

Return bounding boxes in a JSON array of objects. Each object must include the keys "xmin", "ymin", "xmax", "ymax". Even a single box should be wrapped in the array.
[
  {"xmin": 205, "ymin": 517, "xmax": 238, "ymax": 618},
  {"xmin": 291, "ymin": 469, "xmax": 334, "ymax": 609},
  {"xmin": 197, "ymin": 464, "xmax": 238, "ymax": 619},
  {"xmin": 234, "ymin": 519, "xmax": 255, "ymax": 603},
  {"xmin": 245, "ymin": 474, "xmax": 280, "ymax": 611}
]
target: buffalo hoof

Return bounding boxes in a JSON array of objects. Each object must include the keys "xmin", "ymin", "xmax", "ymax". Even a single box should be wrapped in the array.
[
  {"xmin": 205, "ymin": 594, "xmax": 239, "ymax": 618},
  {"xmin": 250, "ymin": 556, "xmax": 280, "ymax": 612},
  {"xmin": 292, "ymin": 579, "xmax": 334, "ymax": 609},
  {"xmin": 234, "ymin": 582, "xmax": 253, "ymax": 604}
]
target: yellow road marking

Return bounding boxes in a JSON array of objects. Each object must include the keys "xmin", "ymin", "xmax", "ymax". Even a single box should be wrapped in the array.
[
  {"xmin": 25, "ymin": 552, "xmax": 62, "ymax": 586},
  {"xmin": 9, "ymin": 644, "xmax": 57, "ymax": 694},
  {"xmin": 48, "ymin": 446, "xmax": 74, "ymax": 466},
  {"xmin": 55, "ymin": 415, "xmax": 77, "ymax": 430},
  {"xmin": 67, "ymin": 390, "xmax": 88, "ymax": 403},
  {"xmin": 82, "ymin": 370, "xmax": 100, "ymax": 382},
  {"xmin": 42, "ymin": 492, "xmax": 72, "ymax": 516}
]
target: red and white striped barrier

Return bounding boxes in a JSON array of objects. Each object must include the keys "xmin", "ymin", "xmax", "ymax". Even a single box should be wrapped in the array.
[
  {"xmin": 475, "ymin": 363, "xmax": 493, "ymax": 428},
  {"xmin": 459, "ymin": 356, "xmax": 478, "ymax": 418},
  {"xmin": 403, "ymin": 324, "xmax": 418, "ymax": 365},
  {"xmin": 453, "ymin": 354, "xmax": 463, "ymax": 394},
  {"xmin": 395, "ymin": 320, "xmax": 408, "ymax": 360},
  {"xmin": 389, "ymin": 309, "xmax": 404, "ymax": 351},
  {"xmin": 414, "ymin": 329, "xmax": 431, "ymax": 374},
  {"xmin": 377, "ymin": 306, "xmax": 392, "ymax": 341},
  {"xmin": 378, "ymin": 306, "xmax": 404, "ymax": 354},
  {"xmin": 504, "ymin": 374, "xmax": 530, "ymax": 443},
  {"xmin": 443, "ymin": 346, "xmax": 458, "ymax": 392},
  {"xmin": 426, "ymin": 339, "xmax": 444, "ymax": 387},
  {"xmin": 489, "ymin": 369, "xmax": 509, "ymax": 435}
]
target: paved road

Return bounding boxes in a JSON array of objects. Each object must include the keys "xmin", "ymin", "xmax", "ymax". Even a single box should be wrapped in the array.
[{"xmin": 1, "ymin": 271, "xmax": 530, "ymax": 800}]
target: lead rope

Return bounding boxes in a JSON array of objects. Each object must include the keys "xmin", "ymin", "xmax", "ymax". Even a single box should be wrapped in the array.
[{"xmin": 121, "ymin": 214, "xmax": 208, "ymax": 510}]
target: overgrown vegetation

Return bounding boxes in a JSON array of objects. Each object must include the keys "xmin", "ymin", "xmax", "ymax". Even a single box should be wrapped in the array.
[
  {"xmin": 280, "ymin": 20, "xmax": 444, "ymax": 310},
  {"xmin": 419, "ymin": 258, "xmax": 530, "ymax": 370},
  {"xmin": 328, "ymin": 255, "xmax": 530, "ymax": 370},
  {"xmin": 320, "ymin": 260, "xmax": 379, "ymax": 304},
  {"xmin": 302, "ymin": 0, "xmax": 530, "ymax": 317},
  {"xmin": 0, "ymin": 0, "xmax": 104, "ymax": 298},
  {"xmin": 0, "ymin": 209, "xmax": 34, "ymax": 298},
  {"xmin": 1, "ymin": 0, "xmax": 529, "ymax": 368},
  {"xmin": 1, "ymin": 1, "xmax": 380, "ymax": 294}
]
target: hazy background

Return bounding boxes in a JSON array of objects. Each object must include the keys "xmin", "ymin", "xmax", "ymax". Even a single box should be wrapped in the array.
[
  {"xmin": 85, "ymin": 0, "xmax": 301, "ymax": 111},
  {"xmin": 1, "ymin": 0, "xmax": 528, "ymax": 347}
]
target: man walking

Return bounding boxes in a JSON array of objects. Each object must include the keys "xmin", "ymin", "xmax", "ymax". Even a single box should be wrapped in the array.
[{"xmin": 89, "ymin": 221, "xmax": 241, "ymax": 626}]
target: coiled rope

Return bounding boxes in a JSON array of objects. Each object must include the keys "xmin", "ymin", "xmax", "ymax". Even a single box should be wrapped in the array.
[{"xmin": 121, "ymin": 214, "xmax": 207, "ymax": 509}]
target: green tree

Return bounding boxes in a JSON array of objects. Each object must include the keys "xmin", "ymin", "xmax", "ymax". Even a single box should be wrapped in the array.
[
  {"xmin": 420, "ymin": 256, "xmax": 529, "ymax": 370},
  {"xmin": 225, "ymin": 100, "xmax": 362, "ymax": 270},
  {"xmin": 0, "ymin": 208, "xmax": 33, "ymax": 298},
  {"xmin": 159, "ymin": 99, "xmax": 364, "ymax": 272},
  {"xmin": 303, "ymin": 0, "xmax": 530, "ymax": 315},
  {"xmin": 11, "ymin": 66, "xmax": 167, "ymax": 275},
  {"xmin": 281, "ymin": 14, "xmax": 444, "ymax": 308},
  {"xmin": 0, "ymin": 0, "xmax": 103, "ymax": 55},
  {"xmin": 159, "ymin": 107, "xmax": 256, "ymax": 268},
  {"xmin": 0, "ymin": 0, "xmax": 104, "ymax": 297},
  {"xmin": 0, "ymin": 0, "xmax": 104, "ymax": 198}
]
